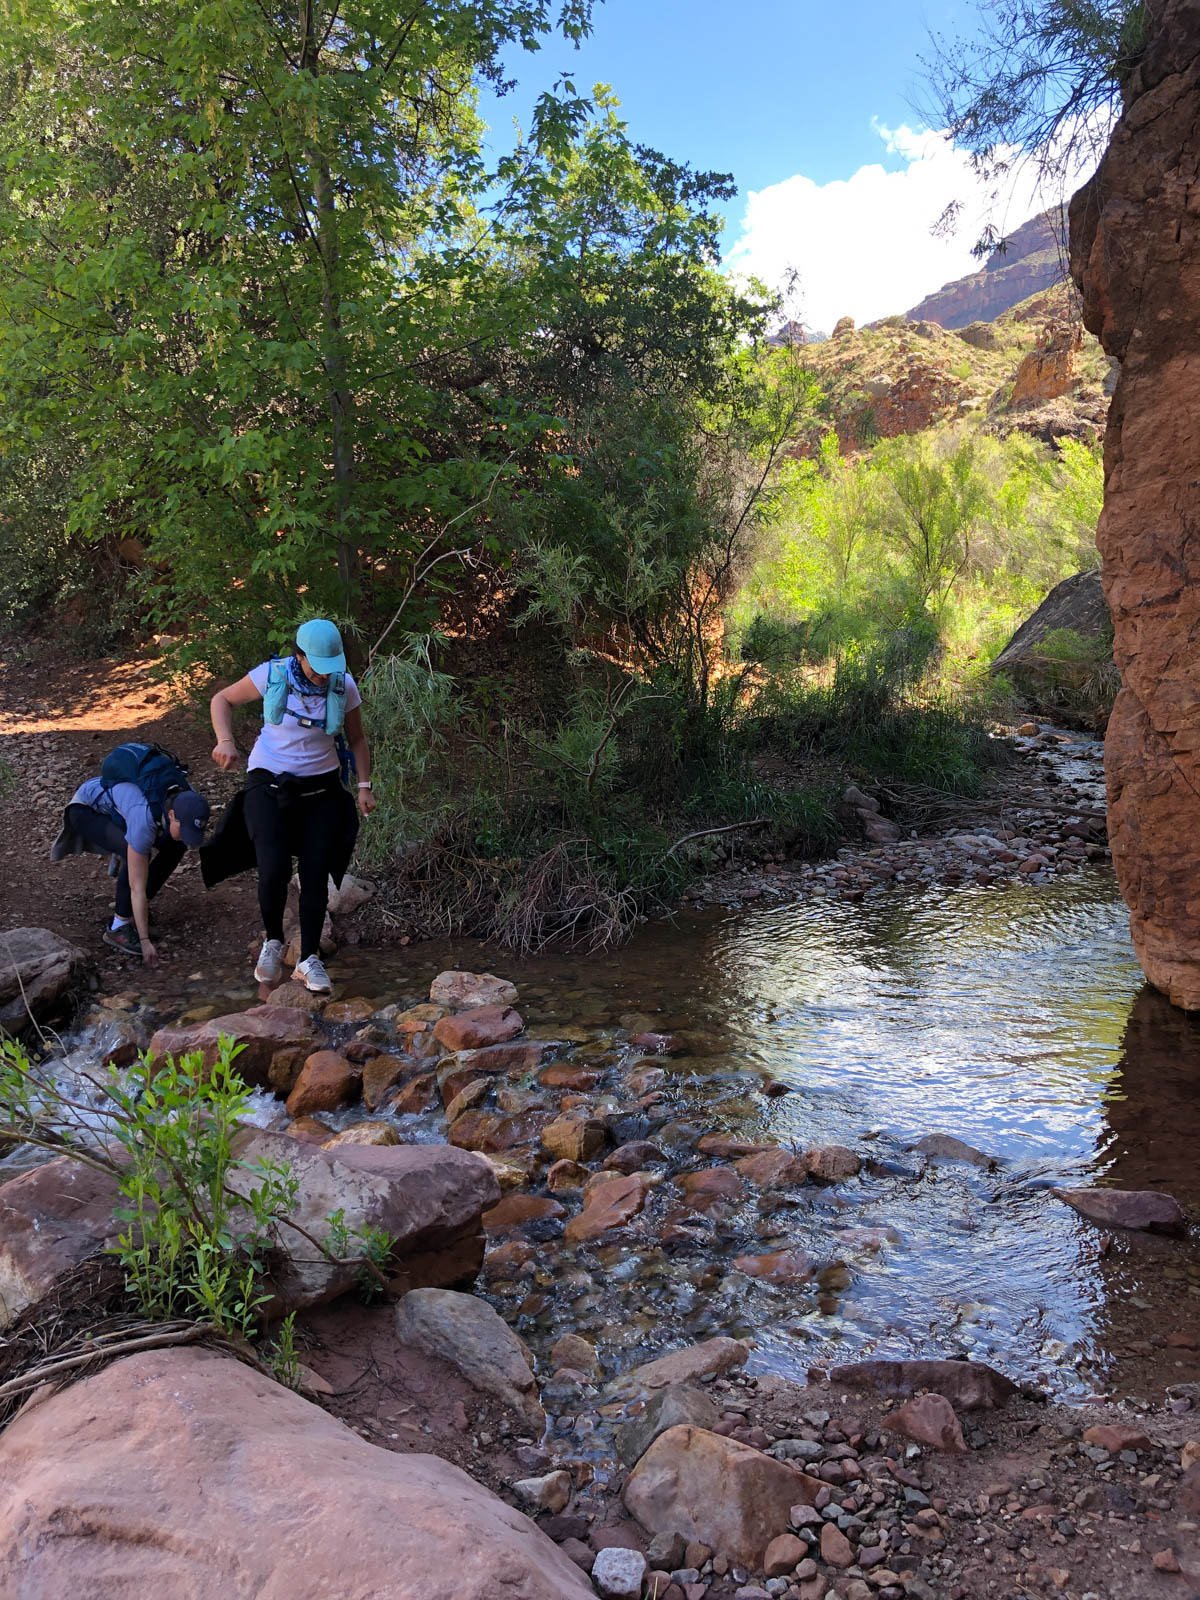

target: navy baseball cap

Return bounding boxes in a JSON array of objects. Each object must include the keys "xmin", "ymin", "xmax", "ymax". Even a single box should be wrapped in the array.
[{"xmin": 171, "ymin": 789, "xmax": 211, "ymax": 848}]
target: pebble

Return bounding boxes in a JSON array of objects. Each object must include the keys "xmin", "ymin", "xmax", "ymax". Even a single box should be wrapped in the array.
[{"xmin": 591, "ymin": 1546, "xmax": 648, "ymax": 1598}]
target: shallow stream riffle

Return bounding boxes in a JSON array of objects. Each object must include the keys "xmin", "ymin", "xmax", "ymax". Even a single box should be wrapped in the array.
[{"xmin": 25, "ymin": 864, "xmax": 1200, "ymax": 1407}]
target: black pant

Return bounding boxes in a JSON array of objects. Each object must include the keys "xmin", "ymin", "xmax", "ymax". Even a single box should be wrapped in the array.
[
  {"xmin": 242, "ymin": 769, "xmax": 343, "ymax": 959},
  {"xmin": 65, "ymin": 804, "xmax": 186, "ymax": 920}
]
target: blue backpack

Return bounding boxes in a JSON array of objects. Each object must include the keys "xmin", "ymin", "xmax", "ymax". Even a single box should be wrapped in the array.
[{"xmin": 100, "ymin": 742, "xmax": 190, "ymax": 822}]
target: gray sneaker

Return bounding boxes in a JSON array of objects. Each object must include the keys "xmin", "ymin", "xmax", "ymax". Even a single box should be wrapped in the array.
[
  {"xmin": 292, "ymin": 955, "xmax": 332, "ymax": 994},
  {"xmin": 254, "ymin": 938, "xmax": 285, "ymax": 985}
]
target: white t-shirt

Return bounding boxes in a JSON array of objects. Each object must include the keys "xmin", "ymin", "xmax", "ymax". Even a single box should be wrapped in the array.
[{"xmin": 246, "ymin": 660, "xmax": 362, "ymax": 778}]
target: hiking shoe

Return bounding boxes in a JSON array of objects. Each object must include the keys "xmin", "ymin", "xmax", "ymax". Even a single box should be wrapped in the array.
[
  {"xmin": 254, "ymin": 938, "xmax": 285, "ymax": 985},
  {"xmin": 102, "ymin": 922, "xmax": 141, "ymax": 957},
  {"xmin": 292, "ymin": 955, "xmax": 332, "ymax": 994}
]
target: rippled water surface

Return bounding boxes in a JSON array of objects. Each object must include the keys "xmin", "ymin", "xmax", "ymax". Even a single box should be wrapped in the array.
[{"xmin": 38, "ymin": 865, "xmax": 1200, "ymax": 1399}]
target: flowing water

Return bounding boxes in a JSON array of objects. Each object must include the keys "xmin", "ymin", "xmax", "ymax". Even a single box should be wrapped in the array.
[{"xmin": 22, "ymin": 862, "xmax": 1200, "ymax": 1413}]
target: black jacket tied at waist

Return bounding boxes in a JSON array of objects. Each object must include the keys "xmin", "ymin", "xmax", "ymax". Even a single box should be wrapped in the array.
[{"xmin": 200, "ymin": 769, "xmax": 359, "ymax": 890}]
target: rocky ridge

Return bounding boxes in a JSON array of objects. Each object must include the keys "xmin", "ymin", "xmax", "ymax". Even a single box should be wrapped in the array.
[{"xmin": 904, "ymin": 209, "xmax": 1069, "ymax": 331}]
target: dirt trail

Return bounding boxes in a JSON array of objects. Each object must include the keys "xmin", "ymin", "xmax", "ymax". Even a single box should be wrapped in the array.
[{"xmin": 0, "ymin": 633, "xmax": 259, "ymax": 978}]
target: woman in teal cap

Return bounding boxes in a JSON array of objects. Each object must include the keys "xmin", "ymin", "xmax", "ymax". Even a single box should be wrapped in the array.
[{"xmin": 207, "ymin": 619, "xmax": 375, "ymax": 992}]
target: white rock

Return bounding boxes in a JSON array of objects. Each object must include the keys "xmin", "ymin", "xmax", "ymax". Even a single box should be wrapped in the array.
[
  {"xmin": 591, "ymin": 1546, "xmax": 647, "ymax": 1598},
  {"xmin": 512, "ymin": 1469, "xmax": 571, "ymax": 1514}
]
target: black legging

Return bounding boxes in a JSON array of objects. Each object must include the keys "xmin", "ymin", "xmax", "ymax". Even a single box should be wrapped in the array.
[
  {"xmin": 64, "ymin": 804, "xmax": 186, "ymax": 919},
  {"xmin": 242, "ymin": 769, "xmax": 343, "ymax": 959}
]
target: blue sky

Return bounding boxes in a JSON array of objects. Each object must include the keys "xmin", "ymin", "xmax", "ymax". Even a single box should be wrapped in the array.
[{"xmin": 478, "ymin": 0, "xmax": 1080, "ymax": 331}]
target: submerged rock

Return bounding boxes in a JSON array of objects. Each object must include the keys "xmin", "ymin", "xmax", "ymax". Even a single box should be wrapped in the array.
[
  {"xmin": 565, "ymin": 1173, "xmax": 650, "ymax": 1243},
  {"xmin": 911, "ymin": 1133, "xmax": 995, "ymax": 1168},
  {"xmin": 395, "ymin": 1286, "xmax": 543, "ymax": 1426},
  {"xmin": 825, "ymin": 1357, "xmax": 1017, "ymax": 1410},
  {"xmin": 0, "ymin": 1348, "xmax": 591, "ymax": 1598},
  {"xmin": 804, "ymin": 1145, "xmax": 862, "ymax": 1182},
  {"xmin": 628, "ymin": 1336, "xmax": 749, "ymax": 1391},
  {"xmin": 1053, "ymin": 1186, "xmax": 1186, "ymax": 1234}
]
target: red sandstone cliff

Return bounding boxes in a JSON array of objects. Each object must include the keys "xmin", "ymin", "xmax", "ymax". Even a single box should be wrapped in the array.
[
  {"xmin": 1070, "ymin": 0, "xmax": 1200, "ymax": 1007},
  {"xmin": 906, "ymin": 209, "xmax": 1068, "ymax": 329}
]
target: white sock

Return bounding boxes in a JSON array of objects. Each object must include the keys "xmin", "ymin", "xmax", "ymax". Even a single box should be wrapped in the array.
[{"xmin": 111, "ymin": 915, "xmax": 131, "ymax": 931}]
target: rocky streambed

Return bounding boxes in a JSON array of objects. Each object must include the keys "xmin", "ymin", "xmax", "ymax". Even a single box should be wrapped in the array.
[{"xmin": 2, "ymin": 723, "xmax": 1200, "ymax": 1598}]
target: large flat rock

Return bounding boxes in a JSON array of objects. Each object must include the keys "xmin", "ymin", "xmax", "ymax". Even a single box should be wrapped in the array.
[
  {"xmin": 230, "ymin": 1130, "xmax": 499, "ymax": 1310},
  {"xmin": 0, "ymin": 1347, "xmax": 594, "ymax": 1599},
  {"xmin": 149, "ymin": 1004, "xmax": 316, "ymax": 1092}
]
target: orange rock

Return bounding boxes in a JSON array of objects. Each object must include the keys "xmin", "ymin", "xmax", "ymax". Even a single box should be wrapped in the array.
[
  {"xmin": 285, "ymin": 1115, "xmax": 335, "ymax": 1145},
  {"xmin": 391, "ymin": 1073, "xmax": 436, "ymax": 1115},
  {"xmin": 321, "ymin": 1122, "xmax": 400, "ymax": 1148},
  {"xmin": 323, "ymin": 997, "xmax": 377, "ymax": 1024},
  {"xmin": 696, "ymin": 1133, "xmax": 773, "ymax": 1160},
  {"xmin": 542, "ymin": 1114, "xmax": 607, "ymax": 1164},
  {"xmin": 484, "ymin": 1239, "xmax": 536, "ymax": 1276},
  {"xmin": 285, "ymin": 1051, "xmax": 360, "ymax": 1118},
  {"xmin": 539, "ymin": 1064, "xmax": 600, "ymax": 1090},
  {"xmin": 880, "ymin": 1394, "xmax": 966, "ymax": 1453},
  {"xmin": 731, "ymin": 1249, "xmax": 814, "ymax": 1284},
  {"xmin": 676, "ymin": 1167, "xmax": 745, "ymax": 1212},
  {"xmin": 546, "ymin": 1159, "xmax": 588, "ymax": 1193},
  {"xmin": 148, "ymin": 1005, "xmax": 314, "ymax": 1093},
  {"xmin": 1008, "ymin": 321, "xmax": 1082, "ymax": 406},
  {"xmin": 734, "ymin": 1147, "xmax": 807, "ymax": 1187},
  {"xmin": 361, "ymin": 1053, "xmax": 409, "ymax": 1110},
  {"xmin": 1070, "ymin": 3, "xmax": 1200, "ymax": 1006},
  {"xmin": 444, "ymin": 1079, "xmax": 491, "ymax": 1124},
  {"xmin": 564, "ymin": 1174, "xmax": 649, "ymax": 1243},
  {"xmin": 434, "ymin": 1005, "xmax": 524, "ymax": 1053},
  {"xmin": 482, "ymin": 1194, "xmax": 565, "ymax": 1235},
  {"xmin": 1083, "ymin": 1423, "xmax": 1152, "ymax": 1454}
]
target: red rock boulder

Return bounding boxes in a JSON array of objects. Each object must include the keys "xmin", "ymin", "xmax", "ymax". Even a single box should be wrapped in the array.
[
  {"xmin": 0, "ymin": 1347, "xmax": 593, "ymax": 1599},
  {"xmin": 148, "ymin": 1004, "xmax": 315, "ymax": 1092}
]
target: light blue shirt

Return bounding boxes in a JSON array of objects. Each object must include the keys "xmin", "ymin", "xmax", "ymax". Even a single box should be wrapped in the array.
[{"xmin": 70, "ymin": 778, "xmax": 161, "ymax": 855}]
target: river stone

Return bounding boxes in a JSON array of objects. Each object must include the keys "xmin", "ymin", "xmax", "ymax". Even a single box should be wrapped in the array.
[
  {"xmin": 394, "ymin": 1287, "xmax": 543, "ymax": 1426},
  {"xmin": 148, "ymin": 1004, "xmax": 315, "ymax": 1092},
  {"xmin": 1084, "ymin": 1423, "xmax": 1152, "ymax": 1453},
  {"xmin": 228, "ymin": 1129, "xmax": 498, "ymax": 1311},
  {"xmin": 0, "ymin": 1347, "xmax": 592, "ymax": 1599},
  {"xmin": 804, "ymin": 1145, "xmax": 861, "ymax": 1182},
  {"xmin": 0, "ymin": 928, "xmax": 89, "ymax": 1031},
  {"xmin": 392, "ymin": 1073, "xmax": 437, "ymax": 1114},
  {"xmin": 731, "ymin": 1249, "xmax": 814, "ymax": 1284},
  {"xmin": 624, "ymin": 1425, "xmax": 804, "ymax": 1567},
  {"xmin": 321, "ymin": 1121, "xmax": 400, "ymax": 1148},
  {"xmin": 825, "ymin": 1358, "xmax": 1017, "ymax": 1410},
  {"xmin": 629, "ymin": 1337, "xmax": 749, "ymax": 1390},
  {"xmin": 565, "ymin": 1173, "xmax": 650, "ymax": 1243},
  {"xmin": 676, "ymin": 1167, "xmax": 745, "ymax": 1212},
  {"xmin": 361, "ymin": 1053, "xmax": 409, "ymax": 1109},
  {"xmin": 0, "ymin": 1156, "xmax": 121, "ymax": 1330},
  {"xmin": 763, "ymin": 1532, "xmax": 807, "ymax": 1577},
  {"xmin": 604, "ymin": 1141, "xmax": 666, "ymax": 1173},
  {"xmin": 285, "ymin": 1115, "xmax": 336, "ymax": 1145},
  {"xmin": 513, "ymin": 1470, "xmax": 572, "ymax": 1514},
  {"xmin": 542, "ymin": 1113, "xmax": 608, "ymax": 1164},
  {"xmin": 1053, "ymin": 1186, "xmax": 1186, "ymax": 1234},
  {"xmin": 324, "ymin": 996, "xmax": 376, "ymax": 1025},
  {"xmin": 483, "ymin": 1194, "xmax": 565, "ymax": 1235},
  {"xmin": 880, "ymin": 1393, "xmax": 966, "ymax": 1452},
  {"xmin": 430, "ymin": 970, "xmax": 519, "ymax": 1011},
  {"xmin": 911, "ymin": 1133, "xmax": 995, "ymax": 1168},
  {"xmin": 734, "ymin": 1147, "xmax": 808, "ymax": 1187},
  {"xmin": 617, "ymin": 1383, "xmax": 720, "ymax": 1467},
  {"xmin": 434, "ymin": 1005, "xmax": 524, "ymax": 1052},
  {"xmin": 285, "ymin": 1049, "xmax": 360, "ymax": 1117},
  {"xmin": 592, "ymin": 1547, "xmax": 648, "ymax": 1599}
]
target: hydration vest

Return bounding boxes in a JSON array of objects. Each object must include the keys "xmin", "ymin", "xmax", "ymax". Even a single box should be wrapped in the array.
[
  {"xmin": 99, "ymin": 741, "xmax": 191, "ymax": 823},
  {"xmin": 262, "ymin": 657, "xmax": 346, "ymax": 737}
]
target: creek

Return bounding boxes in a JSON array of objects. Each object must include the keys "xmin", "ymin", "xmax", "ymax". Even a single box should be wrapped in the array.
[{"xmin": 20, "ymin": 853, "xmax": 1200, "ymax": 1422}]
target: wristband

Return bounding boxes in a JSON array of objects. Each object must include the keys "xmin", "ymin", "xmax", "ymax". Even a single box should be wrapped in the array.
[{"xmin": 357, "ymin": 781, "xmax": 373, "ymax": 790}]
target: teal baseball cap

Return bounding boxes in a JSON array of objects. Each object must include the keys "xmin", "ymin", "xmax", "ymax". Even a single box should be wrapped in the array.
[{"xmin": 295, "ymin": 618, "xmax": 346, "ymax": 675}]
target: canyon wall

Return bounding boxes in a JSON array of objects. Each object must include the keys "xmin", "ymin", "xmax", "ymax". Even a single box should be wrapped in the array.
[
  {"xmin": 906, "ymin": 209, "xmax": 1067, "ymax": 328},
  {"xmin": 1070, "ymin": 0, "xmax": 1200, "ymax": 1007}
]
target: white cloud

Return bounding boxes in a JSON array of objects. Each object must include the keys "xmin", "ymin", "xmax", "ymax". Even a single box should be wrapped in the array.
[{"xmin": 723, "ymin": 123, "xmax": 1084, "ymax": 335}]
